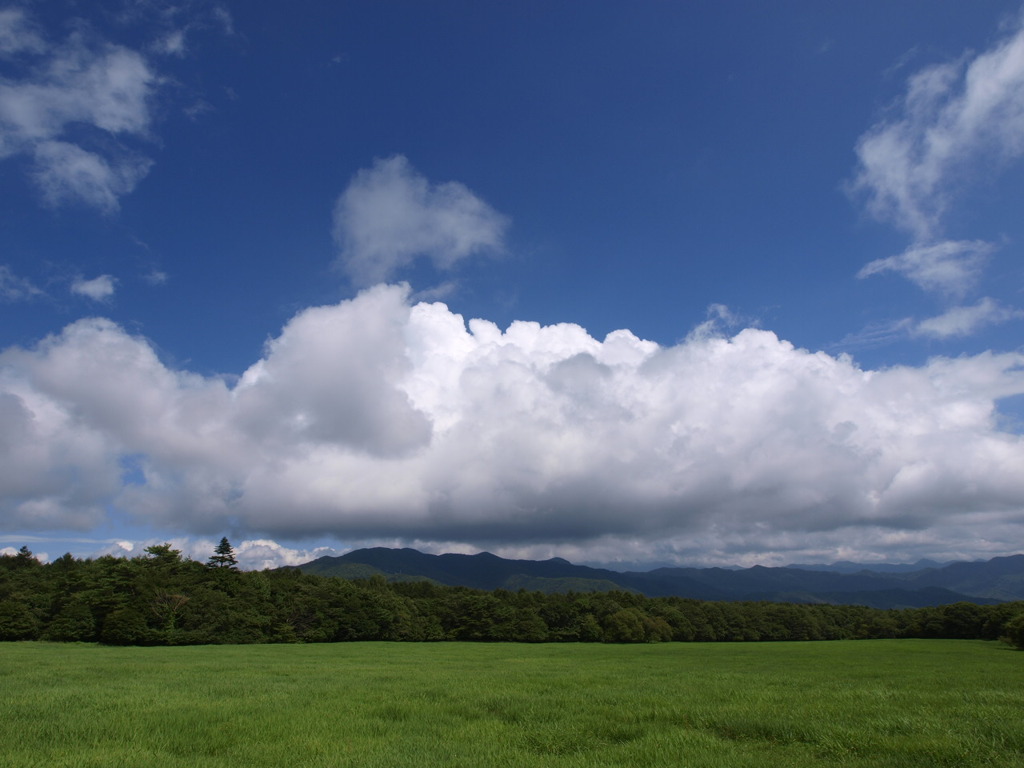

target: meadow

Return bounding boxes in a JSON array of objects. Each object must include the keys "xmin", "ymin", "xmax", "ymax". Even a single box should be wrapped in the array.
[{"xmin": 1, "ymin": 640, "xmax": 1021, "ymax": 767}]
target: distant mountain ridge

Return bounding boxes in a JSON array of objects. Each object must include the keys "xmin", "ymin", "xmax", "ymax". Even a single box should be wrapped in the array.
[
  {"xmin": 784, "ymin": 559, "xmax": 951, "ymax": 574},
  {"xmin": 296, "ymin": 548, "xmax": 1024, "ymax": 609}
]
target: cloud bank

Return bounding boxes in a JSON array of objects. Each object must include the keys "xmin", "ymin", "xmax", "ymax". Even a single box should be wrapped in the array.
[{"xmin": 2, "ymin": 283, "xmax": 1023, "ymax": 566}]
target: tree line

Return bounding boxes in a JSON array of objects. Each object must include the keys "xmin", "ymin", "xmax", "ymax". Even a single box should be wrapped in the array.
[{"xmin": 2, "ymin": 543, "xmax": 1023, "ymax": 647}]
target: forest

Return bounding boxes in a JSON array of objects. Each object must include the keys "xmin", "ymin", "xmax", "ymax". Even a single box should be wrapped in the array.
[{"xmin": 3, "ymin": 543, "xmax": 1023, "ymax": 647}]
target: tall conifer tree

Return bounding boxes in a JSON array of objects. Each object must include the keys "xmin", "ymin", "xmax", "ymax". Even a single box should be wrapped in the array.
[{"xmin": 208, "ymin": 537, "xmax": 238, "ymax": 570}]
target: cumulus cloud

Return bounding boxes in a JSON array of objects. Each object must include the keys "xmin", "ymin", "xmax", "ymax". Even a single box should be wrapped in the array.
[
  {"xmin": 2, "ymin": 284, "xmax": 1024, "ymax": 565},
  {"xmin": 71, "ymin": 274, "xmax": 117, "ymax": 301},
  {"xmin": 914, "ymin": 297, "xmax": 1024, "ymax": 339},
  {"xmin": 332, "ymin": 155, "xmax": 509, "ymax": 285},
  {"xmin": 232, "ymin": 539, "xmax": 341, "ymax": 570},
  {"xmin": 0, "ymin": 10, "xmax": 158, "ymax": 210}
]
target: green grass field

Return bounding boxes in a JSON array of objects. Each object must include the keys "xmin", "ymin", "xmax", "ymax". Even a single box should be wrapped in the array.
[{"xmin": 1, "ymin": 640, "xmax": 1021, "ymax": 767}]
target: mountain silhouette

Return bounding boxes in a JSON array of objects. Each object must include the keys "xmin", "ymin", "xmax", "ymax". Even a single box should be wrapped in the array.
[{"xmin": 296, "ymin": 548, "xmax": 1020, "ymax": 608}]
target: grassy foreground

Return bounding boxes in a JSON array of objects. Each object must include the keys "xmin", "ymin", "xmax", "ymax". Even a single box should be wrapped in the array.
[{"xmin": 1, "ymin": 640, "xmax": 1022, "ymax": 767}]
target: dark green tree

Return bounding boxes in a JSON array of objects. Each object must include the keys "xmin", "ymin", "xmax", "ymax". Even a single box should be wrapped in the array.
[
  {"xmin": 101, "ymin": 606, "xmax": 154, "ymax": 645},
  {"xmin": 44, "ymin": 600, "xmax": 97, "ymax": 642},
  {"xmin": 1002, "ymin": 611, "xmax": 1024, "ymax": 649},
  {"xmin": 12, "ymin": 546, "xmax": 39, "ymax": 569},
  {"xmin": 208, "ymin": 537, "xmax": 239, "ymax": 570},
  {"xmin": 0, "ymin": 600, "xmax": 41, "ymax": 640},
  {"xmin": 144, "ymin": 543, "xmax": 183, "ymax": 568}
]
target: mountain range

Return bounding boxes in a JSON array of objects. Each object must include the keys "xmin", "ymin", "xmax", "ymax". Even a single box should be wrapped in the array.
[{"xmin": 296, "ymin": 548, "xmax": 1024, "ymax": 609}]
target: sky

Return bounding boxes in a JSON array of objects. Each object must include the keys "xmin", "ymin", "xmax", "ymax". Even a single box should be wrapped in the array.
[{"xmin": 2, "ymin": 1, "xmax": 1024, "ymax": 570}]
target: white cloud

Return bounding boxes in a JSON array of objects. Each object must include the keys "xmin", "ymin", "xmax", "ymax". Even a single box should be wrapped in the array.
[
  {"xmin": 0, "ymin": 38, "xmax": 155, "ymax": 146},
  {"xmin": 850, "ymin": 14, "xmax": 1024, "ymax": 316},
  {"xmin": 71, "ymin": 274, "xmax": 117, "ymax": 301},
  {"xmin": 858, "ymin": 239, "xmax": 995, "ymax": 297},
  {"xmin": 914, "ymin": 297, "xmax": 1024, "ymax": 339},
  {"xmin": 851, "ymin": 17, "xmax": 1024, "ymax": 240},
  {"xmin": 0, "ymin": 13, "xmax": 158, "ymax": 210},
  {"xmin": 33, "ymin": 142, "xmax": 152, "ymax": 213},
  {"xmin": 332, "ymin": 155, "xmax": 509, "ymax": 285},
  {"xmin": 3, "ymin": 285, "xmax": 1024, "ymax": 564},
  {"xmin": 233, "ymin": 539, "xmax": 341, "ymax": 570}
]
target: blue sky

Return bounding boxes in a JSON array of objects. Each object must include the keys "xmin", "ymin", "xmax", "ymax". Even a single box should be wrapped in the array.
[{"xmin": 2, "ymin": 1, "xmax": 1024, "ymax": 569}]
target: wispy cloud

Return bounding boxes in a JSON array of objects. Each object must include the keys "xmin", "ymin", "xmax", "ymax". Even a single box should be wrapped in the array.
[
  {"xmin": 0, "ymin": 2, "xmax": 235, "ymax": 213},
  {"xmin": 142, "ymin": 2, "xmax": 235, "ymax": 58},
  {"xmin": 0, "ymin": 8, "xmax": 165, "ymax": 211},
  {"xmin": 32, "ymin": 142, "xmax": 153, "ymax": 214},
  {"xmin": 857, "ymin": 239, "xmax": 995, "ymax": 298},
  {"xmin": 153, "ymin": 29, "xmax": 187, "ymax": 57},
  {"xmin": 851, "ymin": 16, "xmax": 1024, "ymax": 241},
  {"xmin": 0, "ymin": 7, "xmax": 45, "ymax": 56},
  {"xmin": 0, "ymin": 265, "xmax": 43, "ymax": 301},
  {"xmin": 850, "ymin": 14, "xmax": 1024, "ymax": 337},
  {"xmin": 833, "ymin": 318, "xmax": 916, "ymax": 352},
  {"xmin": 2, "ymin": 285, "xmax": 1023, "ymax": 565},
  {"xmin": 71, "ymin": 274, "xmax": 117, "ymax": 301},
  {"xmin": 332, "ymin": 155, "xmax": 509, "ymax": 285},
  {"xmin": 687, "ymin": 303, "xmax": 748, "ymax": 341},
  {"xmin": 914, "ymin": 297, "xmax": 1024, "ymax": 339}
]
